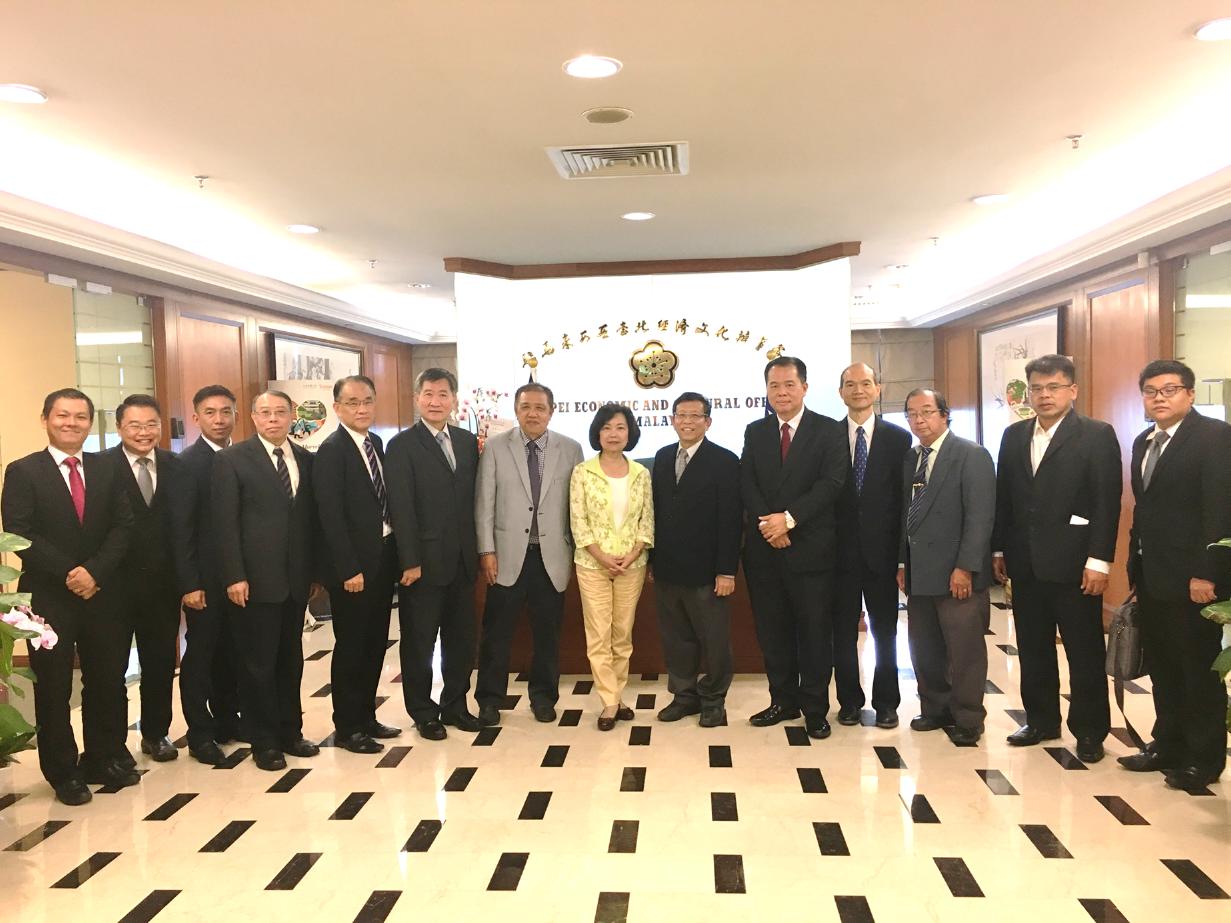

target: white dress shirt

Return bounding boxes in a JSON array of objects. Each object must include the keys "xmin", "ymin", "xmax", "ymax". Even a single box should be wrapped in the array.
[
  {"xmin": 257, "ymin": 434, "xmax": 299, "ymax": 496},
  {"xmin": 847, "ymin": 413, "xmax": 875, "ymax": 464},
  {"xmin": 1140, "ymin": 416, "xmax": 1183, "ymax": 479},
  {"xmin": 47, "ymin": 445, "xmax": 86, "ymax": 491},
  {"xmin": 775, "ymin": 408, "xmax": 806, "ymax": 529},
  {"xmin": 342, "ymin": 423, "xmax": 392, "ymax": 537},
  {"xmin": 122, "ymin": 446, "xmax": 157, "ymax": 493}
]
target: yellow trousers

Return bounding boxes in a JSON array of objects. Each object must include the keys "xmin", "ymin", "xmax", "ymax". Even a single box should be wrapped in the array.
[{"xmin": 576, "ymin": 565, "xmax": 647, "ymax": 707}]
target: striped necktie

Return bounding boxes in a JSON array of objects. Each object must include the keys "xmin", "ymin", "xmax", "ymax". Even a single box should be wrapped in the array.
[
  {"xmin": 273, "ymin": 447, "xmax": 293, "ymax": 498},
  {"xmin": 906, "ymin": 446, "xmax": 932, "ymax": 532},
  {"xmin": 363, "ymin": 436, "xmax": 389, "ymax": 524}
]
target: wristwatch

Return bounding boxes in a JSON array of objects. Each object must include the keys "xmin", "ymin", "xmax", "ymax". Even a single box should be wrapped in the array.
[{"xmin": 784, "ymin": 511, "xmax": 796, "ymax": 530}]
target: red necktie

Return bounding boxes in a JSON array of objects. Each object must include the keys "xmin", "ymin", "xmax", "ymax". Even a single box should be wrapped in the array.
[
  {"xmin": 64, "ymin": 457, "xmax": 85, "ymax": 523},
  {"xmin": 780, "ymin": 421, "xmax": 792, "ymax": 462}
]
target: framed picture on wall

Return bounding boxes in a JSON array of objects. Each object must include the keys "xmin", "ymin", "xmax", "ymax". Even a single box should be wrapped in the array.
[
  {"xmin": 271, "ymin": 334, "xmax": 362, "ymax": 382},
  {"xmin": 977, "ymin": 308, "xmax": 1061, "ymax": 463}
]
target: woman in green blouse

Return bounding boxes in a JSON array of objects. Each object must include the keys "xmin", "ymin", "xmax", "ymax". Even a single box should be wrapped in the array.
[{"xmin": 569, "ymin": 404, "xmax": 655, "ymax": 730}]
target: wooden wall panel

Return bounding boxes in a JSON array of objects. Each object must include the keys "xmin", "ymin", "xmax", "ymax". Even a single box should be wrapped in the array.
[{"xmin": 173, "ymin": 313, "xmax": 247, "ymax": 445}]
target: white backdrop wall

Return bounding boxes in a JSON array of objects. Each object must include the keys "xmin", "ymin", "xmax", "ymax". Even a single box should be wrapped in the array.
[{"xmin": 455, "ymin": 261, "xmax": 852, "ymax": 459}]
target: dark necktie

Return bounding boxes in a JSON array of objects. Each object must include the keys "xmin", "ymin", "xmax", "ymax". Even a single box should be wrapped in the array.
[
  {"xmin": 675, "ymin": 445, "xmax": 689, "ymax": 484},
  {"xmin": 780, "ymin": 421, "xmax": 792, "ymax": 462},
  {"xmin": 363, "ymin": 436, "xmax": 389, "ymax": 524},
  {"xmin": 273, "ymin": 447, "xmax": 293, "ymax": 499},
  {"xmin": 63, "ymin": 457, "xmax": 85, "ymax": 523},
  {"xmin": 1142, "ymin": 430, "xmax": 1169, "ymax": 489},
  {"xmin": 136, "ymin": 456, "xmax": 154, "ymax": 506},
  {"xmin": 854, "ymin": 425, "xmax": 868, "ymax": 494},
  {"xmin": 906, "ymin": 445, "xmax": 932, "ymax": 533},
  {"xmin": 527, "ymin": 440, "xmax": 542, "ymax": 543}
]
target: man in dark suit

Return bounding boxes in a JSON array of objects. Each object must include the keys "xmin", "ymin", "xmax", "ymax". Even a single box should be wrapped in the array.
[
  {"xmin": 898, "ymin": 389, "xmax": 996, "ymax": 745},
  {"xmin": 385, "ymin": 368, "xmax": 481, "ymax": 741},
  {"xmin": 106, "ymin": 394, "xmax": 184, "ymax": 763},
  {"xmin": 314, "ymin": 375, "xmax": 401, "ymax": 754},
  {"xmin": 213, "ymin": 389, "xmax": 320, "ymax": 771},
  {"xmin": 833, "ymin": 363, "xmax": 912, "ymax": 730},
  {"xmin": 651, "ymin": 392, "xmax": 742, "ymax": 727},
  {"xmin": 1, "ymin": 388, "xmax": 135, "ymax": 804},
  {"xmin": 1119, "ymin": 359, "xmax": 1231, "ymax": 793},
  {"xmin": 740, "ymin": 356, "xmax": 848, "ymax": 739},
  {"xmin": 170, "ymin": 384, "xmax": 242, "ymax": 765},
  {"xmin": 992, "ymin": 354, "xmax": 1121, "ymax": 764}
]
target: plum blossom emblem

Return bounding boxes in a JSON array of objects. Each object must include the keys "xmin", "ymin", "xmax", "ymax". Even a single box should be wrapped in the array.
[{"xmin": 629, "ymin": 340, "xmax": 678, "ymax": 389}]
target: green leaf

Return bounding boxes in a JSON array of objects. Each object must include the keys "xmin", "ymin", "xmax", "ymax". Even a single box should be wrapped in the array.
[
  {"xmin": 2, "ymin": 680, "xmax": 22, "ymax": 699},
  {"xmin": 0, "ymin": 630, "xmax": 12, "ymax": 679},
  {"xmin": 1200, "ymin": 600, "xmax": 1231, "ymax": 626},
  {"xmin": 0, "ymin": 702, "xmax": 36, "ymax": 761},
  {"xmin": 0, "ymin": 532, "xmax": 31, "ymax": 553},
  {"xmin": 1213, "ymin": 647, "xmax": 1231, "ymax": 680},
  {"xmin": 0, "ymin": 591, "xmax": 32, "ymax": 611},
  {"xmin": 1206, "ymin": 537, "xmax": 1231, "ymax": 550},
  {"xmin": 0, "ymin": 564, "xmax": 21, "ymax": 584},
  {"xmin": 11, "ymin": 666, "xmax": 35, "ymax": 684}
]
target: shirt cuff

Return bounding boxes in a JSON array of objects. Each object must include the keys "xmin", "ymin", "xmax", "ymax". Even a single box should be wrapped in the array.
[
  {"xmin": 1084, "ymin": 557, "xmax": 1110, "ymax": 574},
  {"xmin": 718, "ymin": 574, "xmax": 736, "ymax": 580},
  {"xmin": 993, "ymin": 551, "xmax": 1004, "ymax": 558}
]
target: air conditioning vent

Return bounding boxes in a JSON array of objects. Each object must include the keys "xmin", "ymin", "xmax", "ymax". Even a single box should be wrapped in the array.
[{"xmin": 545, "ymin": 141, "xmax": 689, "ymax": 180}]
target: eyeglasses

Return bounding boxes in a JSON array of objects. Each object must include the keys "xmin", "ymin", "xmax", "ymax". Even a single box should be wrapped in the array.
[
  {"xmin": 905, "ymin": 410, "xmax": 940, "ymax": 421},
  {"xmin": 254, "ymin": 409, "xmax": 291, "ymax": 419},
  {"xmin": 1141, "ymin": 384, "xmax": 1188, "ymax": 399},
  {"xmin": 121, "ymin": 421, "xmax": 160, "ymax": 433},
  {"xmin": 672, "ymin": 413, "xmax": 708, "ymax": 421},
  {"xmin": 1028, "ymin": 383, "xmax": 1073, "ymax": 395},
  {"xmin": 341, "ymin": 399, "xmax": 375, "ymax": 409}
]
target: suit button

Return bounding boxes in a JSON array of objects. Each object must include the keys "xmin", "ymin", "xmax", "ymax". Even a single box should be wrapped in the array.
[
  {"xmin": 524, "ymin": 528, "xmax": 530, "ymax": 534},
  {"xmin": 529, "ymin": 507, "xmax": 533, "ymax": 512}
]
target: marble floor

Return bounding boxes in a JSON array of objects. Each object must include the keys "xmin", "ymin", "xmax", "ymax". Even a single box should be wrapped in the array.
[{"xmin": 1, "ymin": 601, "xmax": 1228, "ymax": 923}]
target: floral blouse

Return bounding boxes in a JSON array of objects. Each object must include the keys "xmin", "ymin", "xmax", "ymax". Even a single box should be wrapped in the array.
[{"xmin": 569, "ymin": 455, "xmax": 655, "ymax": 570}]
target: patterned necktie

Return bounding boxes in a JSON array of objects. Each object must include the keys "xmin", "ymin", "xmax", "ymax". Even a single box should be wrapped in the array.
[
  {"xmin": 527, "ymin": 440, "xmax": 542, "ymax": 542},
  {"xmin": 436, "ymin": 430, "xmax": 456, "ymax": 472},
  {"xmin": 780, "ymin": 421, "xmax": 792, "ymax": 462},
  {"xmin": 1142, "ymin": 430, "xmax": 1170, "ymax": 489},
  {"xmin": 136, "ymin": 456, "xmax": 154, "ymax": 506},
  {"xmin": 906, "ymin": 446, "xmax": 932, "ymax": 533},
  {"xmin": 854, "ymin": 425, "xmax": 868, "ymax": 495},
  {"xmin": 675, "ymin": 445, "xmax": 689, "ymax": 484},
  {"xmin": 273, "ymin": 447, "xmax": 293, "ymax": 499},
  {"xmin": 363, "ymin": 435, "xmax": 389, "ymax": 524},
  {"xmin": 63, "ymin": 457, "xmax": 85, "ymax": 523}
]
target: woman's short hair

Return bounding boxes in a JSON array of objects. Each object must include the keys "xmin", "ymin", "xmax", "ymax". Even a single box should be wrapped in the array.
[{"xmin": 588, "ymin": 403, "xmax": 640, "ymax": 452}]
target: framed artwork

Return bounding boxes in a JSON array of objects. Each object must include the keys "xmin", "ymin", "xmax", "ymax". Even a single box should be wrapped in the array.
[
  {"xmin": 977, "ymin": 308, "xmax": 1061, "ymax": 463},
  {"xmin": 271, "ymin": 334, "xmax": 362, "ymax": 382}
]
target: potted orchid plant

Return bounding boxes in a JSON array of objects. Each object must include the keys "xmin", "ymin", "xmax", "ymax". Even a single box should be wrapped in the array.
[
  {"xmin": 1200, "ymin": 538, "xmax": 1231, "ymax": 731},
  {"xmin": 1, "ymin": 531, "xmax": 58, "ymax": 766}
]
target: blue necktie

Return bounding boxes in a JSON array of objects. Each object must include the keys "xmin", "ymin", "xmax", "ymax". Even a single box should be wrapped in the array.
[{"xmin": 854, "ymin": 425, "xmax": 868, "ymax": 495}]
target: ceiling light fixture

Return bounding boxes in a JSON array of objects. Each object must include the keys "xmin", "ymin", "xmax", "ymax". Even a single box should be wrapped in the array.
[
  {"xmin": 409, "ymin": 282, "xmax": 432, "ymax": 289},
  {"xmin": 0, "ymin": 83, "xmax": 48, "ymax": 104},
  {"xmin": 621, "ymin": 211, "xmax": 655, "ymax": 221},
  {"xmin": 971, "ymin": 193, "xmax": 1010, "ymax": 206},
  {"xmin": 1195, "ymin": 18, "xmax": 1231, "ymax": 41},
  {"xmin": 563, "ymin": 55, "xmax": 622, "ymax": 79},
  {"xmin": 286, "ymin": 224, "xmax": 320, "ymax": 234},
  {"xmin": 583, "ymin": 106, "xmax": 634, "ymax": 124},
  {"xmin": 1185, "ymin": 294, "xmax": 1231, "ymax": 309}
]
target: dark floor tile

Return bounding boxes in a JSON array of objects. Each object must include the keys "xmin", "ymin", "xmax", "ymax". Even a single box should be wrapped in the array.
[
  {"xmin": 518, "ymin": 791, "xmax": 552, "ymax": 820},
  {"xmin": 797, "ymin": 768, "xmax": 828, "ymax": 793},
  {"xmin": 330, "ymin": 792, "xmax": 374, "ymax": 820},
  {"xmin": 558, "ymin": 709, "xmax": 582, "ymax": 727},
  {"xmin": 267, "ymin": 768, "xmax": 311, "ymax": 793},
  {"xmin": 1045, "ymin": 747, "xmax": 1089, "ymax": 770},
  {"xmin": 200, "ymin": 820, "xmax": 255, "ymax": 852},
  {"xmin": 985, "ymin": 627, "xmax": 997, "ymax": 635},
  {"xmin": 620, "ymin": 767, "xmax": 646, "ymax": 792},
  {"xmin": 212, "ymin": 746, "xmax": 252, "ymax": 770},
  {"xmin": 635, "ymin": 693, "xmax": 656, "ymax": 709},
  {"xmin": 311, "ymin": 683, "xmax": 332, "ymax": 697},
  {"xmin": 629, "ymin": 726, "xmax": 651, "ymax": 746},
  {"xmin": 992, "ymin": 601, "xmax": 1010, "ymax": 610},
  {"xmin": 784, "ymin": 726, "xmax": 811, "ymax": 746},
  {"xmin": 813, "ymin": 821, "xmax": 850, "ymax": 856},
  {"xmin": 708, "ymin": 745, "xmax": 732, "ymax": 768},
  {"xmin": 640, "ymin": 672, "xmax": 659, "ymax": 681},
  {"xmin": 384, "ymin": 639, "xmax": 397, "ymax": 649},
  {"xmin": 172, "ymin": 736, "xmax": 188, "ymax": 749},
  {"xmin": 713, "ymin": 854, "xmax": 746, "ymax": 894},
  {"xmin": 1061, "ymin": 692, "xmax": 1072, "ymax": 702},
  {"xmin": 50, "ymin": 852, "xmax": 121, "ymax": 888},
  {"xmin": 317, "ymin": 732, "xmax": 337, "ymax": 748},
  {"xmin": 128, "ymin": 721, "xmax": 140, "ymax": 730},
  {"xmin": 402, "ymin": 819, "xmax": 443, "ymax": 852},
  {"xmin": 1108, "ymin": 728, "xmax": 1137, "ymax": 747},
  {"xmin": 976, "ymin": 769, "xmax": 1019, "ymax": 795},
  {"xmin": 608, "ymin": 819, "xmax": 638, "ymax": 853},
  {"xmin": 1005, "ymin": 708, "xmax": 1028, "ymax": 725},
  {"xmin": 391, "ymin": 673, "xmax": 402, "ymax": 683},
  {"xmin": 266, "ymin": 852, "xmax": 322, "ymax": 890},
  {"xmin": 375, "ymin": 745, "xmax": 411, "ymax": 768},
  {"xmin": 96, "ymin": 768, "xmax": 149, "ymax": 793},
  {"xmin": 874, "ymin": 746, "xmax": 906, "ymax": 769},
  {"xmin": 1021, "ymin": 824, "xmax": 1073, "ymax": 858},
  {"xmin": 305, "ymin": 649, "xmax": 331, "ymax": 661},
  {"xmin": 487, "ymin": 852, "xmax": 529, "ymax": 891},
  {"xmin": 996, "ymin": 643, "xmax": 1019, "ymax": 656},
  {"xmin": 573, "ymin": 680, "xmax": 593, "ymax": 695},
  {"xmin": 1161, "ymin": 859, "xmax": 1230, "ymax": 899},
  {"xmin": 858, "ymin": 709, "xmax": 879, "ymax": 727},
  {"xmin": 834, "ymin": 895, "xmax": 874, "ymax": 922},
  {"xmin": 353, "ymin": 890, "xmax": 401, "ymax": 923},
  {"xmin": 0, "ymin": 792, "xmax": 29, "ymax": 812},
  {"xmin": 934, "ymin": 857, "xmax": 983, "ymax": 897},
  {"xmin": 514, "ymin": 671, "xmax": 530, "ymax": 682},
  {"xmin": 6, "ymin": 820, "xmax": 70, "ymax": 852},
  {"xmin": 902, "ymin": 793, "xmax": 940, "ymax": 823},
  {"xmin": 473, "ymin": 727, "xmax": 501, "ymax": 747},
  {"xmin": 984, "ymin": 679, "xmax": 1003, "ymax": 694},
  {"xmin": 442, "ymin": 767, "xmax": 477, "ymax": 791},
  {"xmin": 542, "ymin": 745, "xmax": 569, "ymax": 767},
  {"xmin": 1122, "ymin": 680, "xmax": 1148, "ymax": 695},
  {"xmin": 118, "ymin": 890, "xmax": 180, "ymax": 923},
  {"xmin": 594, "ymin": 891, "xmax": 630, "ymax": 923},
  {"xmin": 1077, "ymin": 897, "xmax": 1131, "ymax": 922},
  {"xmin": 143, "ymin": 793, "xmax": 198, "ymax": 821},
  {"xmin": 711, "ymin": 792, "xmax": 738, "ymax": 821},
  {"xmin": 1094, "ymin": 795, "xmax": 1148, "ymax": 825},
  {"xmin": 374, "ymin": 695, "xmax": 389, "ymax": 709},
  {"xmin": 500, "ymin": 694, "xmax": 521, "ymax": 710}
]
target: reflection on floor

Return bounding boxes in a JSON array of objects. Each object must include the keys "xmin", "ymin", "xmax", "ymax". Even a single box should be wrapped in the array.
[{"xmin": 1, "ymin": 603, "xmax": 1228, "ymax": 922}]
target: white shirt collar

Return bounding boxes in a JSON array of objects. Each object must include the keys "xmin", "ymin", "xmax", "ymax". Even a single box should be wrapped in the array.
[
  {"xmin": 920, "ymin": 428, "xmax": 949, "ymax": 455},
  {"xmin": 341, "ymin": 422, "xmax": 372, "ymax": 449},
  {"xmin": 204, "ymin": 436, "xmax": 230, "ymax": 452},
  {"xmin": 421, "ymin": 419, "xmax": 448, "ymax": 439},
  {"xmin": 847, "ymin": 414, "xmax": 875, "ymax": 438},
  {"xmin": 47, "ymin": 445, "xmax": 83, "ymax": 467},
  {"xmin": 122, "ymin": 446, "xmax": 155, "ymax": 468},
  {"xmin": 678, "ymin": 437, "xmax": 705, "ymax": 460},
  {"xmin": 257, "ymin": 434, "xmax": 290, "ymax": 456},
  {"xmin": 1034, "ymin": 409, "xmax": 1070, "ymax": 436},
  {"xmin": 1149, "ymin": 416, "xmax": 1184, "ymax": 441},
  {"xmin": 776, "ymin": 407, "xmax": 805, "ymax": 432}
]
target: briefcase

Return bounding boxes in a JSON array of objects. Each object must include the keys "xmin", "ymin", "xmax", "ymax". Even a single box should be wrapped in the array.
[{"xmin": 1105, "ymin": 593, "xmax": 1145, "ymax": 681}]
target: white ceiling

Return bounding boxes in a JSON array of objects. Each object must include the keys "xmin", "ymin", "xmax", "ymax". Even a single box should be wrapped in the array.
[{"xmin": 2, "ymin": 1, "xmax": 1231, "ymax": 341}]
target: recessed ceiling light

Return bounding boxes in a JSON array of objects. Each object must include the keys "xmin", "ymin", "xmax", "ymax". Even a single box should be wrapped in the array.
[
  {"xmin": 286, "ymin": 224, "xmax": 320, "ymax": 234},
  {"xmin": 1195, "ymin": 18, "xmax": 1231, "ymax": 41},
  {"xmin": 409, "ymin": 282, "xmax": 432, "ymax": 289},
  {"xmin": 0, "ymin": 84, "xmax": 48, "ymax": 104},
  {"xmin": 621, "ymin": 211, "xmax": 655, "ymax": 221},
  {"xmin": 563, "ymin": 55, "xmax": 622, "ymax": 79},
  {"xmin": 583, "ymin": 106, "xmax": 634, "ymax": 124},
  {"xmin": 971, "ymin": 193, "xmax": 1010, "ymax": 206}
]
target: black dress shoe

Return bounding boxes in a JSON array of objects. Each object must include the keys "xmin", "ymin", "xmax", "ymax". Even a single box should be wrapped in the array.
[
  {"xmin": 338, "ymin": 732, "xmax": 383, "ymax": 754},
  {"xmin": 1076, "ymin": 738, "xmax": 1105, "ymax": 763},
  {"xmin": 597, "ymin": 714, "xmax": 616, "ymax": 731},
  {"xmin": 188, "ymin": 741, "xmax": 227, "ymax": 766},
  {"xmin": 214, "ymin": 724, "xmax": 239, "ymax": 745},
  {"xmin": 805, "ymin": 715, "xmax": 832, "ymax": 739},
  {"xmin": 699, "ymin": 706, "xmax": 727, "ymax": 728},
  {"xmin": 1164, "ymin": 766, "xmax": 1221, "ymax": 793},
  {"xmin": 1006, "ymin": 725, "xmax": 1060, "ymax": 747},
  {"xmin": 82, "ymin": 760, "xmax": 140, "ymax": 788},
  {"xmin": 616, "ymin": 705, "xmax": 635, "ymax": 721},
  {"xmin": 532, "ymin": 704, "xmax": 557, "ymax": 723},
  {"xmin": 749, "ymin": 704, "xmax": 801, "ymax": 727},
  {"xmin": 836, "ymin": 705, "xmax": 861, "ymax": 726},
  {"xmin": 283, "ymin": 738, "xmax": 320, "ymax": 758},
  {"xmin": 875, "ymin": 708, "xmax": 899, "ymax": 729},
  {"xmin": 53, "ymin": 778, "xmax": 93, "ymax": 806},
  {"xmin": 1117, "ymin": 750, "xmax": 1178, "ymax": 773},
  {"xmin": 141, "ymin": 737, "xmax": 179, "ymax": 762},
  {"xmin": 909, "ymin": 714, "xmax": 953, "ymax": 732},
  {"xmin": 253, "ymin": 748, "xmax": 287, "ymax": 771},
  {"xmin": 116, "ymin": 748, "xmax": 137, "ymax": 770},
  {"xmin": 416, "ymin": 720, "xmax": 447, "ymax": 741},
  {"xmin": 657, "ymin": 700, "xmax": 701, "ymax": 722},
  {"xmin": 949, "ymin": 726, "xmax": 982, "ymax": 746},
  {"xmin": 366, "ymin": 721, "xmax": 401, "ymax": 739},
  {"xmin": 441, "ymin": 710, "xmax": 482, "ymax": 733},
  {"xmin": 477, "ymin": 704, "xmax": 501, "ymax": 726}
]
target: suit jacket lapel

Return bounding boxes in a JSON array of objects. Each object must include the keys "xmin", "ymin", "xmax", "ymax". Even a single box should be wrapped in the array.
[
  {"xmin": 248, "ymin": 436, "xmax": 290, "ymax": 502},
  {"xmin": 1146, "ymin": 411, "xmax": 1198, "ymax": 491},
  {"xmin": 1019, "ymin": 421, "xmax": 1035, "ymax": 482},
  {"xmin": 416, "ymin": 421, "xmax": 454, "ymax": 474},
  {"xmin": 42, "ymin": 449, "xmax": 82, "ymax": 527},
  {"xmin": 1034, "ymin": 411, "xmax": 1078, "ymax": 476},
  {"xmin": 780, "ymin": 411, "xmax": 816, "ymax": 483},
  {"xmin": 911, "ymin": 435, "xmax": 954, "ymax": 527},
  {"xmin": 506, "ymin": 432, "xmax": 534, "ymax": 500},
  {"xmin": 539, "ymin": 435, "xmax": 562, "ymax": 503}
]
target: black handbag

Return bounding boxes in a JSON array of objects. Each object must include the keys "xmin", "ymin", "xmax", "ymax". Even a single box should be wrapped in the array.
[{"xmin": 1105, "ymin": 593, "xmax": 1147, "ymax": 751}]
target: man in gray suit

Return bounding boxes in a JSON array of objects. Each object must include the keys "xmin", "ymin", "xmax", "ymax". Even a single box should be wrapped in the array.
[
  {"xmin": 896, "ymin": 389, "xmax": 996, "ymax": 745},
  {"xmin": 475, "ymin": 382, "xmax": 584, "ymax": 725}
]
